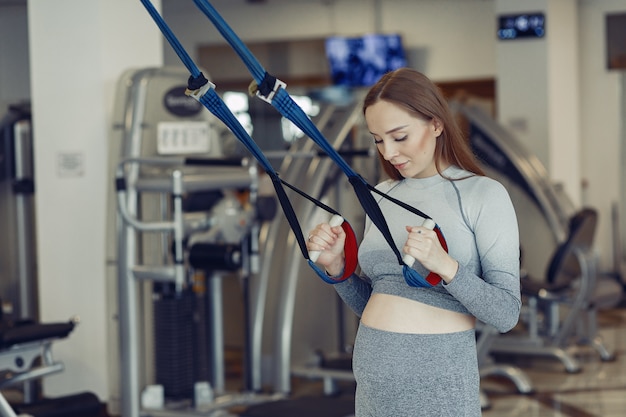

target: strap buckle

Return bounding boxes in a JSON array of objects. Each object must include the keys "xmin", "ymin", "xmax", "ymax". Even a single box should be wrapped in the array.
[
  {"xmin": 249, "ymin": 77, "xmax": 286, "ymax": 104},
  {"xmin": 185, "ymin": 80, "xmax": 216, "ymax": 101}
]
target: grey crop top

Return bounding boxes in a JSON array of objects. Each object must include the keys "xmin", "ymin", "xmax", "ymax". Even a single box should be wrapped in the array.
[{"xmin": 333, "ymin": 166, "xmax": 521, "ymax": 333}]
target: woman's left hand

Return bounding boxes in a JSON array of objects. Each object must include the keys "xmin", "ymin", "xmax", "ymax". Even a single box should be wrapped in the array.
[{"xmin": 404, "ymin": 225, "xmax": 459, "ymax": 283}]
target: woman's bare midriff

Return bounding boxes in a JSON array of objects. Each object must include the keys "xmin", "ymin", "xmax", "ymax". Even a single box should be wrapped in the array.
[{"xmin": 361, "ymin": 293, "xmax": 475, "ymax": 334}]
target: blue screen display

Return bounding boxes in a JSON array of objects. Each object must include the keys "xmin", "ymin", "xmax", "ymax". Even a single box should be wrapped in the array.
[
  {"xmin": 497, "ymin": 13, "xmax": 546, "ymax": 40},
  {"xmin": 325, "ymin": 34, "xmax": 407, "ymax": 87}
]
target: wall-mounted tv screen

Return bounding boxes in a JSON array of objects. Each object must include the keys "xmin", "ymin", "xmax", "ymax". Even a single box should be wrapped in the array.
[
  {"xmin": 325, "ymin": 33, "xmax": 407, "ymax": 87},
  {"xmin": 497, "ymin": 12, "xmax": 545, "ymax": 40}
]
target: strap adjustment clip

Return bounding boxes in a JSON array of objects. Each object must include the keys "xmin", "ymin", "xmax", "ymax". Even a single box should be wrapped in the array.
[
  {"xmin": 186, "ymin": 80, "xmax": 216, "ymax": 101},
  {"xmin": 249, "ymin": 75, "xmax": 286, "ymax": 104}
]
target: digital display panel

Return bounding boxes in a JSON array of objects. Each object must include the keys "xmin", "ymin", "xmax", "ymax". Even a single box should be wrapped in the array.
[{"xmin": 497, "ymin": 13, "xmax": 545, "ymax": 40}]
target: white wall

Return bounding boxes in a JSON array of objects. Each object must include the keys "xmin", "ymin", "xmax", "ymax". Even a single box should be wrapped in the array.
[
  {"xmin": 579, "ymin": 0, "xmax": 626, "ymax": 270},
  {"xmin": 496, "ymin": 0, "xmax": 582, "ymax": 207},
  {"xmin": 27, "ymin": 0, "xmax": 163, "ymax": 403},
  {"xmin": 495, "ymin": 0, "xmax": 551, "ymax": 173}
]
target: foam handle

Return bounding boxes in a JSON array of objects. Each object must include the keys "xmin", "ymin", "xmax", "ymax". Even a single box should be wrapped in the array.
[
  {"xmin": 402, "ymin": 218, "xmax": 436, "ymax": 267},
  {"xmin": 309, "ymin": 214, "xmax": 344, "ymax": 262}
]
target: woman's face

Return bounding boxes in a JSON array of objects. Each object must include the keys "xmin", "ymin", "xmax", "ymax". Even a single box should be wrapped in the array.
[{"xmin": 365, "ymin": 99, "xmax": 441, "ymax": 179}]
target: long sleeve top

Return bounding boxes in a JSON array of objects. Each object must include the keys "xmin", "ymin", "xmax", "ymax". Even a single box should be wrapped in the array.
[{"xmin": 333, "ymin": 165, "xmax": 521, "ymax": 333}]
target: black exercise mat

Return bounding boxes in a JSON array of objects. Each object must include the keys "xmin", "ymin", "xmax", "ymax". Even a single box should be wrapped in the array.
[
  {"xmin": 241, "ymin": 396, "xmax": 354, "ymax": 417},
  {"xmin": 0, "ymin": 321, "xmax": 75, "ymax": 348},
  {"xmin": 12, "ymin": 392, "xmax": 102, "ymax": 417}
]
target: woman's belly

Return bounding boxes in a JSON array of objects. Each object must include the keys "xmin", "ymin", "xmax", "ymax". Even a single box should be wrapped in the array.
[{"xmin": 361, "ymin": 293, "xmax": 475, "ymax": 334}]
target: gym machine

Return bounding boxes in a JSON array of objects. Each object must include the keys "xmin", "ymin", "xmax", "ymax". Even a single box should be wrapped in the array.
[{"xmin": 108, "ymin": 66, "xmax": 285, "ymax": 417}]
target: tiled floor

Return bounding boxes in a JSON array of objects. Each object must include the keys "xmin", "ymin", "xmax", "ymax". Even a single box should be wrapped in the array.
[{"xmin": 481, "ymin": 307, "xmax": 626, "ymax": 417}]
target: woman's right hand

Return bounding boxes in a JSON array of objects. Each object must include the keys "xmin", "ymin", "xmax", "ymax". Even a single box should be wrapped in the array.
[{"xmin": 306, "ymin": 222, "xmax": 346, "ymax": 276}]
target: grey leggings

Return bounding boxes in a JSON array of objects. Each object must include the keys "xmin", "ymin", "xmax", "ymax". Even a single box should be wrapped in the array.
[{"xmin": 352, "ymin": 323, "xmax": 481, "ymax": 417}]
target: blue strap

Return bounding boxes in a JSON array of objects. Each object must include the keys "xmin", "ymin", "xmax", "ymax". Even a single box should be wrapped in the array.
[
  {"xmin": 190, "ymin": 0, "xmax": 443, "ymax": 288},
  {"xmin": 139, "ymin": 0, "xmax": 351, "ymax": 284},
  {"xmin": 192, "ymin": 0, "xmax": 266, "ymax": 84},
  {"xmin": 140, "ymin": 0, "xmax": 202, "ymax": 79}
]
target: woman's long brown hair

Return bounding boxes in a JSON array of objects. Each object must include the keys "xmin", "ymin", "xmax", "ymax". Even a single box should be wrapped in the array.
[{"xmin": 363, "ymin": 68, "xmax": 484, "ymax": 180}]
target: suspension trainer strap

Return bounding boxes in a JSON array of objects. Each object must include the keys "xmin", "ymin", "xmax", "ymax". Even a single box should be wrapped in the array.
[
  {"xmin": 139, "ymin": 0, "xmax": 356, "ymax": 283},
  {"xmin": 191, "ymin": 0, "xmax": 447, "ymax": 287},
  {"xmin": 368, "ymin": 182, "xmax": 448, "ymax": 253}
]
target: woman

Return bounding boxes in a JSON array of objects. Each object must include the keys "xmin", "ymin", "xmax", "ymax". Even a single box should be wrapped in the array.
[{"xmin": 306, "ymin": 68, "xmax": 521, "ymax": 416}]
